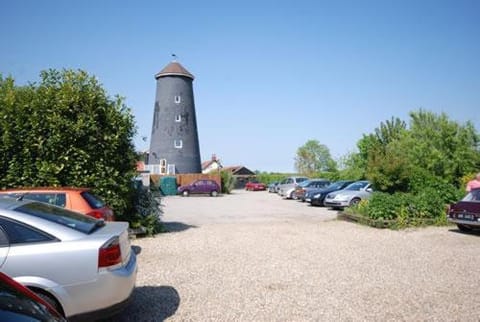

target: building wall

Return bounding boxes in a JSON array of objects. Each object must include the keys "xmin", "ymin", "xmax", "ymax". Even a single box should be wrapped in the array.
[{"xmin": 149, "ymin": 75, "xmax": 202, "ymax": 173}]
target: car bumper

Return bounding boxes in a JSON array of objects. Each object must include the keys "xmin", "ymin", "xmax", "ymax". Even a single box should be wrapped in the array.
[
  {"xmin": 448, "ymin": 216, "xmax": 480, "ymax": 227},
  {"xmin": 324, "ymin": 200, "xmax": 349, "ymax": 207},
  {"xmin": 66, "ymin": 250, "xmax": 138, "ymax": 320}
]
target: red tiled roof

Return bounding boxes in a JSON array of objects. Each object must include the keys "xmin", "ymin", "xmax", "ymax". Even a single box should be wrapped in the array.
[
  {"xmin": 155, "ymin": 61, "xmax": 194, "ymax": 80},
  {"xmin": 202, "ymin": 160, "xmax": 214, "ymax": 170}
]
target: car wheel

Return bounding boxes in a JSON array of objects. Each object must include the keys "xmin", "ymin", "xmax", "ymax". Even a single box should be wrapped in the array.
[
  {"xmin": 33, "ymin": 290, "xmax": 64, "ymax": 316},
  {"xmin": 211, "ymin": 190, "xmax": 218, "ymax": 197},
  {"xmin": 349, "ymin": 198, "xmax": 361, "ymax": 206},
  {"xmin": 182, "ymin": 190, "xmax": 190, "ymax": 197},
  {"xmin": 457, "ymin": 224, "xmax": 473, "ymax": 232}
]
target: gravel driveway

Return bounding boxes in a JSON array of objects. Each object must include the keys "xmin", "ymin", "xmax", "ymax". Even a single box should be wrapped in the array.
[{"xmin": 118, "ymin": 189, "xmax": 480, "ymax": 321}]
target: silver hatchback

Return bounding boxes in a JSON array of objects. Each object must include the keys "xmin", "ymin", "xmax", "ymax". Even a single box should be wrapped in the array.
[{"xmin": 0, "ymin": 197, "xmax": 137, "ymax": 321}]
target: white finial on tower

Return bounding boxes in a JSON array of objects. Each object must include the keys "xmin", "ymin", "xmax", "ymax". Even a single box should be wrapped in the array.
[{"xmin": 171, "ymin": 53, "xmax": 177, "ymax": 62}]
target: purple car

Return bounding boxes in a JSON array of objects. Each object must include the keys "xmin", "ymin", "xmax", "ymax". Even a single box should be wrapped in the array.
[
  {"xmin": 447, "ymin": 188, "xmax": 480, "ymax": 232},
  {"xmin": 178, "ymin": 179, "xmax": 220, "ymax": 197}
]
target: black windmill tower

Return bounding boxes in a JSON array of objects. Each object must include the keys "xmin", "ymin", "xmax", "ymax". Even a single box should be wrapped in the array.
[{"xmin": 148, "ymin": 57, "xmax": 201, "ymax": 174}]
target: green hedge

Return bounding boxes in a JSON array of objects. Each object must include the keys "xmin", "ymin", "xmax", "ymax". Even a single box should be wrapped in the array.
[{"xmin": 347, "ymin": 184, "xmax": 464, "ymax": 229}]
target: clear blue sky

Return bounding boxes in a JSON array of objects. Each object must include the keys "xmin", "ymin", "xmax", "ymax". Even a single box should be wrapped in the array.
[{"xmin": 1, "ymin": 0, "xmax": 479, "ymax": 172}]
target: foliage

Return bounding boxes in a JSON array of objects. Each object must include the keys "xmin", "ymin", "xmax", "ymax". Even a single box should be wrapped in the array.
[
  {"xmin": 255, "ymin": 172, "xmax": 288, "ymax": 185},
  {"xmin": 347, "ymin": 183, "xmax": 464, "ymax": 228},
  {"xmin": 341, "ymin": 109, "xmax": 480, "ymax": 228},
  {"xmin": 125, "ymin": 183, "xmax": 164, "ymax": 235},
  {"xmin": 220, "ymin": 170, "xmax": 236, "ymax": 194},
  {"xmin": 0, "ymin": 70, "xmax": 139, "ymax": 222},
  {"xmin": 335, "ymin": 152, "xmax": 364, "ymax": 181},
  {"xmin": 294, "ymin": 140, "xmax": 337, "ymax": 176}
]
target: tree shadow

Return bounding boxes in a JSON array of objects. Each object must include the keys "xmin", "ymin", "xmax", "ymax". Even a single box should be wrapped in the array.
[
  {"xmin": 110, "ymin": 285, "xmax": 180, "ymax": 321},
  {"xmin": 162, "ymin": 221, "xmax": 197, "ymax": 233}
]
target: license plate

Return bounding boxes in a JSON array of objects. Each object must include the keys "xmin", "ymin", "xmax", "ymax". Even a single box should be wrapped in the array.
[
  {"xmin": 458, "ymin": 213, "xmax": 474, "ymax": 220},
  {"xmin": 306, "ymin": 198, "xmax": 311, "ymax": 202}
]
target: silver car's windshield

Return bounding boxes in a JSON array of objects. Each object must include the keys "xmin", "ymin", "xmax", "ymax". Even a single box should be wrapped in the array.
[
  {"xmin": 344, "ymin": 181, "xmax": 369, "ymax": 191},
  {"xmin": 15, "ymin": 202, "xmax": 104, "ymax": 234}
]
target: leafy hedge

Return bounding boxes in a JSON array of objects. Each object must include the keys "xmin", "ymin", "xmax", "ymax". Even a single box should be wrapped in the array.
[
  {"xmin": 0, "ymin": 70, "xmax": 164, "ymax": 234},
  {"xmin": 347, "ymin": 184, "xmax": 464, "ymax": 228}
]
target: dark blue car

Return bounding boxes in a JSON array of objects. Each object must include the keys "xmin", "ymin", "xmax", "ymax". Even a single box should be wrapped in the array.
[{"xmin": 308, "ymin": 180, "xmax": 355, "ymax": 206}]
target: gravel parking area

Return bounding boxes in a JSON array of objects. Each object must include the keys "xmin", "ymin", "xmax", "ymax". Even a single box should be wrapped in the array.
[{"xmin": 119, "ymin": 189, "xmax": 480, "ymax": 321}]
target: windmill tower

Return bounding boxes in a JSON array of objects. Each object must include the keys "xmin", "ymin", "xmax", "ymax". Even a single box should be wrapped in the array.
[{"xmin": 148, "ymin": 59, "xmax": 201, "ymax": 174}]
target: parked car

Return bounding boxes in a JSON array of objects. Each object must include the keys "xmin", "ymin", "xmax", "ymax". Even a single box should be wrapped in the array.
[
  {"xmin": 447, "ymin": 188, "xmax": 480, "ymax": 232},
  {"xmin": 278, "ymin": 176, "xmax": 309, "ymax": 199},
  {"xmin": 0, "ymin": 187, "xmax": 115, "ymax": 221},
  {"xmin": 323, "ymin": 180, "xmax": 373, "ymax": 209},
  {"xmin": 245, "ymin": 181, "xmax": 267, "ymax": 191},
  {"xmin": 0, "ymin": 197, "xmax": 138, "ymax": 321},
  {"xmin": 267, "ymin": 181, "xmax": 280, "ymax": 193},
  {"xmin": 293, "ymin": 179, "xmax": 331, "ymax": 201},
  {"xmin": 178, "ymin": 179, "xmax": 220, "ymax": 197},
  {"xmin": 0, "ymin": 271, "xmax": 66, "ymax": 322},
  {"xmin": 307, "ymin": 180, "xmax": 356, "ymax": 206}
]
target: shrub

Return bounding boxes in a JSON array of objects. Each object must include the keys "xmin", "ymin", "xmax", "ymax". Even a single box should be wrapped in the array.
[
  {"xmin": 220, "ymin": 170, "xmax": 235, "ymax": 194},
  {"xmin": 352, "ymin": 186, "xmax": 463, "ymax": 228},
  {"xmin": 123, "ymin": 183, "xmax": 164, "ymax": 236}
]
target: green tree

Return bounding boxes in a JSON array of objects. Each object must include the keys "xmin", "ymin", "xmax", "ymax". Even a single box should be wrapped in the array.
[
  {"xmin": 294, "ymin": 140, "xmax": 336, "ymax": 176},
  {"xmin": 0, "ymin": 70, "xmax": 137, "ymax": 217}
]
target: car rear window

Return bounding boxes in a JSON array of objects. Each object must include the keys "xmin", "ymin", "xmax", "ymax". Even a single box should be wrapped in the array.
[
  {"xmin": 81, "ymin": 191, "xmax": 106, "ymax": 209},
  {"xmin": 15, "ymin": 202, "xmax": 103, "ymax": 234},
  {"xmin": 5, "ymin": 192, "xmax": 67, "ymax": 208}
]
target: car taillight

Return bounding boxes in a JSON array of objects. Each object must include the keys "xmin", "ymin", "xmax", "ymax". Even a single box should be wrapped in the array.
[
  {"xmin": 87, "ymin": 210, "xmax": 104, "ymax": 219},
  {"xmin": 98, "ymin": 237, "xmax": 122, "ymax": 268}
]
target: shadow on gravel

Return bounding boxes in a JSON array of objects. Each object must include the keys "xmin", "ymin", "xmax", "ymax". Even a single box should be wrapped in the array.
[
  {"xmin": 449, "ymin": 228, "xmax": 480, "ymax": 236},
  {"xmin": 163, "ymin": 221, "xmax": 197, "ymax": 232},
  {"xmin": 110, "ymin": 286, "xmax": 180, "ymax": 322}
]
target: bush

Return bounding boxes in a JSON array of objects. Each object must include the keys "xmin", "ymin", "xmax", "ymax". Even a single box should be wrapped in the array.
[
  {"xmin": 350, "ymin": 185, "xmax": 464, "ymax": 228},
  {"xmin": 122, "ymin": 182, "xmax": 164, "ymax": 235},
  {"xmin": 220, "ymin": 170, "xmax": 235, "ymax": 194}
]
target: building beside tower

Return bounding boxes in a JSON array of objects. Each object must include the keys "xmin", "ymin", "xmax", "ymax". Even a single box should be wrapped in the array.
[{"xmin": 148, "ymin": 60, "xmax": 202, "ymax": 174}]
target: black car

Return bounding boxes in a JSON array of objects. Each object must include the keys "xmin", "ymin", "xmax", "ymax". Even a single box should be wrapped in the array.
[
  {"xmin": 0, "ymin": 271, "xmax": 66, "ymax": 322},
  {"xmin": 447, "ymin": 188, "xmax": 480, "ymax": 232},
  {"xmin": 308, "ymin": 180, "xmax": 355, "ymax": 206}
]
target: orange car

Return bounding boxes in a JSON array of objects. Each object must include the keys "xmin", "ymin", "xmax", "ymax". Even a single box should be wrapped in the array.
[{"xmin": 0, "ymin": 187, "xmax": 115, "ymax": 221}]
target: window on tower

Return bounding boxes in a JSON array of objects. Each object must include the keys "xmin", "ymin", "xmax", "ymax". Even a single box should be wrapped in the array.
[
  {"xmin": 175, "ymin": 115, "xmax": 182, "ymax": 122},
  {"xmin": 174, "ymin": 95, "xmax": 181, "ymax": 104},
  {"xmin": 174, "ymin": 140, "xmax": 183, "ymax": 149}
]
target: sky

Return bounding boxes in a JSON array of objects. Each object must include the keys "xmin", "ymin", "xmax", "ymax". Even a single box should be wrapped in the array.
[{"xmin": 1, "ymin": 0, "xmax": 479, "ymax": 173}]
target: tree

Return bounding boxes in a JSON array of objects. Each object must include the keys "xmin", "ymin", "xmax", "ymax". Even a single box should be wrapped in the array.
[
  {"xmin": 346, "ymin": 110, "xmax": 480, "ymax": 193},
  {"xmin": 294, "ymin": 140, "xmax": 336, "ymax": 176},
  {"xmin": 0, "ymin": 69, "xmax": 137, "ymax": 217}
]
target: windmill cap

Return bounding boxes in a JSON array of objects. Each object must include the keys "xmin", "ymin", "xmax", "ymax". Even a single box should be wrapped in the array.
[{"xmin": 155, "ymin": 61, "xmax": 195, "ymax": 80}]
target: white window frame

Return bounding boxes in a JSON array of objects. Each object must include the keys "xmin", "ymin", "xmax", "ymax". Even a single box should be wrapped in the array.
[
  {"xmin": 174, "ymin": 140, "xmax": 183, "ymax": 149},
  {"xmin": 175, "ymin": 114, "xmax": 182, "ymax": 122},
  {"xmin": 174, "ymin": 95, "xmax": 181, "ymax": 104}
]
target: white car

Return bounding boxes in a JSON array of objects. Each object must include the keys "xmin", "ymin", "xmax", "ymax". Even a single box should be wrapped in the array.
[
  {"xmin": 0, "ymin": 197, "xmax": 138, "ymax": 321},
  {"xmin": 323, "ymin": 181, "xmax": 373, "ymax": 209}
]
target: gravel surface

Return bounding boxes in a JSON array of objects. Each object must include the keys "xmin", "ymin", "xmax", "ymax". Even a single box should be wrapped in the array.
[{"xmin": 117, "ymin": 190, "xmax": 480, "ymax": 321}]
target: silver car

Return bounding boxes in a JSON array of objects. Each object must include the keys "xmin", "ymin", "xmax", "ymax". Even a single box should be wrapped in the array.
[
  {"xmin": 0, "ymin": 197, "xmax": 137, "ymax": 321},
  {"xmin": 278, "ymin": 176, "xmax": 309, "ymax": 199},
  {"xmin": 323, "ymin": 180, "xmax": 373, "ymax": 209}
]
